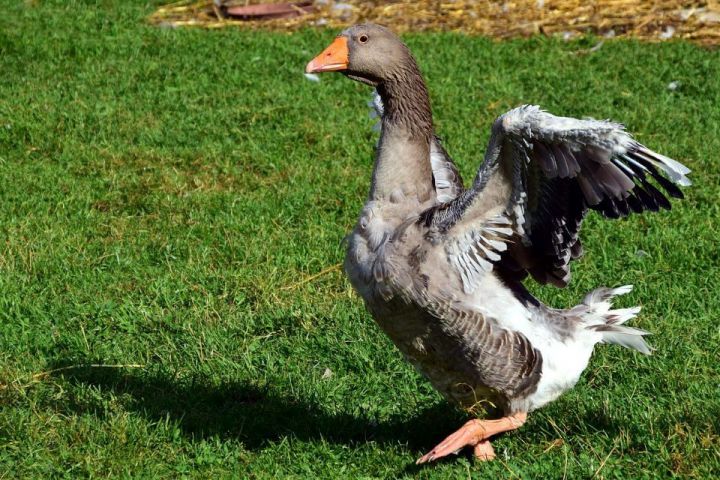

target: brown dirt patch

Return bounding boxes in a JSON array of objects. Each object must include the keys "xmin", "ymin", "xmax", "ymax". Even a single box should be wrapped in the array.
[{"xmin": 150, "ymin": 1, "xmax": 720, "ymax": 46}]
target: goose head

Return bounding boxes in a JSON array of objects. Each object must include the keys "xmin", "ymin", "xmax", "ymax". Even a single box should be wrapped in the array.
[{"xmin": 305, "ymin": 24, "xmax": 415, "ymax": 87}]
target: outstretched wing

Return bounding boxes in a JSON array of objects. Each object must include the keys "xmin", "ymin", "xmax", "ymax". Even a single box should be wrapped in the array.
[
  {"xmin": 369, "ymin": 90, "xmax": 464, "ymax": 203},
  {"xmin": 425, "ymin": 105, "xmax": 691, "ymax": 293}
]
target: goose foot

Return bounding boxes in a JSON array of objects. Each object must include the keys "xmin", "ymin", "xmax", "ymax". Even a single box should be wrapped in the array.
[
  {"xmin": 415, "ymin": 411, "xmax": 526, "ymax": 464},
  {"xmin": 473, "ymin": 440, "xmax": 496, "ymax": 461}
]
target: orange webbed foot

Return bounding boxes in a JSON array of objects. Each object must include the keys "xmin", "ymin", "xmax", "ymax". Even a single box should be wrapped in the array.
[{"xmin": 416, "ymin": 412, "xmax": 526, "ymax": 464}]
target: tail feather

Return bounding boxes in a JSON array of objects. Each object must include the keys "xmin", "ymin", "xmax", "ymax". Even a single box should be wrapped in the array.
[
  {"xmin": 582, "ymin": 284, "xmax": 652, "ymax": 355},
  {"xmin": 604, "ymin": 306, "xmax": 642, "ymax": 325},
  {"xmin": 582, "ymin": 284, "xmax": 633, "ymax": 307},
  {"xmin": 598, "ymin": 328, "xmax": 652, "ymax": 355}
]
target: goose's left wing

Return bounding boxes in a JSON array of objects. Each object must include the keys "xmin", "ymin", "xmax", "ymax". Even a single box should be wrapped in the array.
[{"xmin": 423, "ymin": 105, "xmax": 691, "ymax": 293}]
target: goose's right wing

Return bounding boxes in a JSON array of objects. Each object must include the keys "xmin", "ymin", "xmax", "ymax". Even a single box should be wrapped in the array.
[{"xmin": 422, "ymin": 106, "xmax": 691, "ymax": 292}]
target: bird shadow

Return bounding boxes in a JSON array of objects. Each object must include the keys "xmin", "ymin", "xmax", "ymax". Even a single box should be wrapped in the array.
[
  {"xmin": 47, "ymin": 362, "xmax": 632, "ymax": 470},
  {"xmin": 47, "ymin": 363, "xmax": 464, "ymax": 454}
]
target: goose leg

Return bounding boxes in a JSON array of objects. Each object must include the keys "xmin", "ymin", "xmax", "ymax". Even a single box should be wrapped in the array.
[{"xmin": 416, "ymin": 412, "xmax": 526, "ymax": 464}]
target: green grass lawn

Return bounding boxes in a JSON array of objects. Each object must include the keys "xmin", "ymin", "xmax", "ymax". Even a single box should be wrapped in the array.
[{"xmin": 1, "ymin": 1, "xmax": 719, "ymax": 478}]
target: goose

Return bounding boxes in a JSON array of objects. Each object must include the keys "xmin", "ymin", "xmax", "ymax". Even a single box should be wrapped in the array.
[{"xmin": 305, "ymin": 24, "xmax": 691, "ymax": 464}]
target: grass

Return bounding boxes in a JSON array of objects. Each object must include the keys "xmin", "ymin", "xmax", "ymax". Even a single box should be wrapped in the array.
[{"xmin": 1, "ymin": 1, "xmax": 719, "ymax": 478}]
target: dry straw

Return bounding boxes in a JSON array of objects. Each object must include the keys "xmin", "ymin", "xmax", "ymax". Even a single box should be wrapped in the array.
[{"xmin": 149, "ymin": 1, "xmax": 720, "ymax": 46}]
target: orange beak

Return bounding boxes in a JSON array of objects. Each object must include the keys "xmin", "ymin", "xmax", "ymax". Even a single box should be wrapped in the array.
[{"xmin": 305, "ymin": 36, "xmax": 349, "ymax": 74}]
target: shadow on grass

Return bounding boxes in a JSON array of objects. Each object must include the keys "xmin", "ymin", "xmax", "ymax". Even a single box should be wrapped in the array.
[
  {"xmin": 48, "ymin": 364, "xmax": 465, "ymax": 454},
  {"xmin": 46, "ymin": 362, "xmax": 643, "ymax": 473}
]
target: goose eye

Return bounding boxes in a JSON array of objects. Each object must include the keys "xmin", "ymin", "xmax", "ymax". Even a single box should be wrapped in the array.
[{"xmin": 359, "ymin": 35, "xmax": 368, "ymax": 44}]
